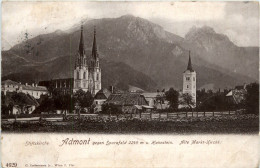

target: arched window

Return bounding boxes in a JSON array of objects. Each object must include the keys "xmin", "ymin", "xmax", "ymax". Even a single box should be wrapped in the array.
[
  {"xmin": 83, "ymin": 72, "xmax": 86, "ymax": 79},
  {"xmin": 77, "ymin": 71, "xmax": 79, "ymax": 79},
  {"xmin": 97, "ymin": 61, "xmax": 99, "ymax": 67},
  {"xmin": 96, "ymin": 73, "xmax": 99, "ymax": 81}
]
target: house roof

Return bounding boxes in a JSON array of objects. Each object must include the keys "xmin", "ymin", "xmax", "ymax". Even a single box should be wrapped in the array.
[
  {"xmin": 3, "ymin": 92, "xmax": 39, "ymax": 106},
  {"xmin": 22, "ymin": 85, "xmax": 48, "ymax": 91},
  {"xmin": 2, "ymin": 80, "xmax": 21, "ymax": 86},
  {"xmin": 142, "ymin": 92, "xmax": 163, "ymax": 98},
  {"xmin": 226, "ymin": 89, "xmax": 246, "ymax": 104},
  {"xmin": 129, "ymin": 85, "xmax": 144, "ymax": 92},
  {"xmin": 94, "ymin": 88, "xmax": 111, "ymax": 99},
  {"xmin": 2, "ymin": 79, "xmax": 48, "ymax": 91},
  {"xmin": 106, "ymin": 93, "xmax": 148, "ymax": 106}
]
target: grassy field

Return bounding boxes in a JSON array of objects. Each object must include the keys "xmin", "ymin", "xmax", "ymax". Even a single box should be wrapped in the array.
[{"xmin": 2, "ymin": 114, "xmax": 258, "ymax": 134}]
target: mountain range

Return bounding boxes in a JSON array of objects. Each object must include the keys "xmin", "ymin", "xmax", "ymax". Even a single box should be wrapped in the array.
[{"xmin": 2, "ymin": 15, "xmax": 258, "ymax": 91}]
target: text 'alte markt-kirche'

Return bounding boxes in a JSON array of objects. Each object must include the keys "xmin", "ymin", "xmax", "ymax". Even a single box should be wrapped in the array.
[{"xmin": 39, "ymin": 25, "xmax": 102, "ymax": 96}]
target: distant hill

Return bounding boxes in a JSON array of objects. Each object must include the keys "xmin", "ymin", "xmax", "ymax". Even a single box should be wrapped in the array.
[
  {"xmin": 2, "ymin": 53, "xmax": 157, "ymax": 91},
  {"xmin": 2, "ymin": 15, "xmax": 258, "ymax": 91}
]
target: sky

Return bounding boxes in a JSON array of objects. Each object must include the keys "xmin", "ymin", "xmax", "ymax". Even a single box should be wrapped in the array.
[{"xmin": 2, "ymin": 1, "xmax": 259, "ymax": 50}]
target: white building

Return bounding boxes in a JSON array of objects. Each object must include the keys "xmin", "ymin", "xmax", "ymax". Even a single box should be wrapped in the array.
[
  {"xmin": 183, "ymin": 51, "xmax": 196, "ymax": 106},
  {"xmin": 2, "ymin": 80, "xmax": 48, "ymax": 99},
  {"xmin": 21, "ymin": 83, "xmax": 48, "ymax": 99}
]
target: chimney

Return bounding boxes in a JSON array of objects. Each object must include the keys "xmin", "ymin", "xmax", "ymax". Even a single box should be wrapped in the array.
[
  {"xmin": 25, "ymin": 83, "xmax": 28, "ymax": 86},
  {"xmin": 32, "ymin": 83, "xmax": 34, "ymax": 87},
  {"xmin": 36, "ymin": 83, "xmax": 38, "ymax": 87},
  {"xmin": 109, "ymin": 86, "xmax": 114, "ymax": 94}
]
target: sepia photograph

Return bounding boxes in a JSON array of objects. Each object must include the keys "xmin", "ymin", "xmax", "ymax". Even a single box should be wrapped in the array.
[{"xmin": 1, "ymin": 1, "xmax": 259, "ymax": 134}]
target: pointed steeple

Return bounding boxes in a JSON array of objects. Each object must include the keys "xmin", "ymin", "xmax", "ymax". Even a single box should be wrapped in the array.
[
  {"xmin": 187, "ymin": 51, "xmax": 194, "ymax": 72},
  {"xmin": 91, "ymin": 26, "xmax": 98, "ymax": 59},
  {"xmin": 78, "ymin": 23, "xmax": 85, "ymax": 56}
]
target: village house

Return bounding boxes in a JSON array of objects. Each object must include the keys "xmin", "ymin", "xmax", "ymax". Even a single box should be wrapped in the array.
[
  {"xmin": 2, "ymin": 92, "xmax": 39, "ymax": 115},
  {"xmin": 141, "ymin": 92, "xmax": 169, "ymax": 110},
  {"xmin": 2, "ymin": 80, "xmax": 48, "ymax": 99},
  {"xmin": 105, "ymin": 93, "xmax": 150, "ymax": 113},
  {"xmin": 93, "ymin": 88, "xmax": 111, "ymax": 112},
  {"xmin": 226, "ymin": 84, "xmax": 247, "ymax": 104}
]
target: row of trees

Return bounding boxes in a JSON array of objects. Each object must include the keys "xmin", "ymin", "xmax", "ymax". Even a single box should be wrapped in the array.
[
  {"xmin": 35, "ymin": 89, "xmax": 94, "ymax": 114},
  {"xmin": 33, "ymin": 82, "xmax": 259, "ymax": 115},
  {"xmin": 164, "ymin": 88, "xmax": 195, "ymax": 111},
  {"xmin": 163, "ymin": 82, "xmax": 259, "ymax": 114}
]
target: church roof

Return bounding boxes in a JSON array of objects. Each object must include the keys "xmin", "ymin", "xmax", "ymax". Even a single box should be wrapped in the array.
[
  {"xmin": 78, "ymin": 24, "xmax": 85, "ymax": 56},
  {"xmin": 186, "ymin": 51, "xmax": 195, "ymax": 72},
  {"xmin": 91, "ymin": 26, "xmax": 98, "ymax": 60}
]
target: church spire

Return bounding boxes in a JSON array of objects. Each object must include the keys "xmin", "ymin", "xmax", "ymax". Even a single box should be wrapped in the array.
[
  {"xmin": 91, "ymin": 26, "xmax": 98, "ymax": 59},
  {"xmin": 78, "ymin": 23, "xmax": 85, "ymax": 56},
  {"xmin": 187, "ymin": 51, "xmax": 194, "ymax": 72}
]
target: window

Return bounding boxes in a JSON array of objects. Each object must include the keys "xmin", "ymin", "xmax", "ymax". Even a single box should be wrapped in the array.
[
  {"xmin": 96, "ymin": 73, "xmax": 99, "ymax": 81},
  {"xmin": 187, "ymin": 85, "xmax": 189, "ymax": 89},
  {"xmin": 83, "ymin": 72, "xmax": 86, "ymax": 79},
  {"xmin": 77, "ymin": 71, "xmax": 79, "ymax": 79},
  {"xmin": 193, "ymin": 77, "xmax": 195, "ymax": 81},
  {"xmin": 186, "ymin": 77, "xmax": 190, "ymax": 81}
]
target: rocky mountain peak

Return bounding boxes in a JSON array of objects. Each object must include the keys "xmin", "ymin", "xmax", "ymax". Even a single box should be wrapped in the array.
[{"xmin": 185, "ymin": 26, "xmax": 231, "ymax": 44}]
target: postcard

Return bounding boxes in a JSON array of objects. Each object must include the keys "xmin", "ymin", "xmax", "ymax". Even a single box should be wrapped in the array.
[{"xmin": 1, "ymin": 1, "xmax": 259, "ymax": 167}]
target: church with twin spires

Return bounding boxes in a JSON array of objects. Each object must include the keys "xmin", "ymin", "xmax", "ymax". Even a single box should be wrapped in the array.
[
  {"xmin": 38, "ymin": 25, "xmax": 102, "ymax": 96},
  {"xmin": 73, "ymin": 24, "xmax": 101, "ymax": 95}
]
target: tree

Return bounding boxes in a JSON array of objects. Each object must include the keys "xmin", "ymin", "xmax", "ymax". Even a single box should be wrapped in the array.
[
  {"xmin": 244, "ymin": 83, "xmax": 259, "ymax": 114},
  {"xmin": 34, "ymin": 95, "xmax": 55, "ymax": 114},
  {"xmin": 73, "ymin": 89, "xmax": 94, "ymax": 112},
  {"xmin": 180, "ymin": 93, "xmax": 195, "ymax": 111},
  {"xmin": 165, "ymin": 88, "xmax": 179, "ymax": 111}
]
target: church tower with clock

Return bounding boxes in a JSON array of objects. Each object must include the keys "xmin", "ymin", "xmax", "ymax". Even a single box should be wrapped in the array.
[{"xmin": 183, "ymin": 51, "xmax": 196, "ymax": 106}]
